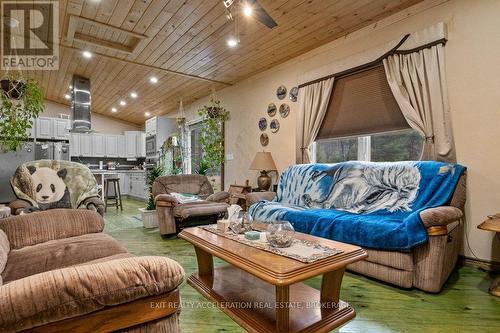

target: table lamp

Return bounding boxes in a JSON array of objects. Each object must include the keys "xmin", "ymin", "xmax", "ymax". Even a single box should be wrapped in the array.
[{"xmin": 249, "ymin": 151, "xmax": 277, "ymax": 191}]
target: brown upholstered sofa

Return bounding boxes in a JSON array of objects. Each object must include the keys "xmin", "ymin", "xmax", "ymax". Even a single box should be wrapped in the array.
[
  {"xmin": 246, "ymin": 173, "xmax": 466, "ymax": 293},
  {"xmin": 154, "ymin": 174, "xmax": 229, "ymax": 236},
  {"xmin": 0, "ymin": 209, "xmax": 184, "ymax": 332}
]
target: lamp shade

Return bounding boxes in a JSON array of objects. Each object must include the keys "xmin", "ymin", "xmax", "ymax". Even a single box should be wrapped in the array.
[{"xmin": 249, "ymin": 152, "xmax": 277, "ymax": 171}]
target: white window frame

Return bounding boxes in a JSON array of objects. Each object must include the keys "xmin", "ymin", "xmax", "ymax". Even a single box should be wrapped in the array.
[
  {"xmin": 313, "ymin": 129, "xmax": 420, "ymax": 163},
  {"xmin": 184, "ymin": 118, "xmax": 203, "ymax": 174}
]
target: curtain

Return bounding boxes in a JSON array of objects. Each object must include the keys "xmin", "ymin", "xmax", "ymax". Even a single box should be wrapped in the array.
[
  {"xmin": 383, "ymin": 44, "xmax": 455, "ymax": 162},
  {"xmin": 296, "ymin": 77, "xmax": 335, "ymax": 163}
]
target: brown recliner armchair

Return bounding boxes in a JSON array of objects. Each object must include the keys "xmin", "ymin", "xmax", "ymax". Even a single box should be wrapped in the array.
[
  {"xmin": 153, "ymin": 175, "xmax": 229, "ymax": 236},
  {"xmin": 0, "ymin": 209, "xmax": 184, "ymax": 332}
]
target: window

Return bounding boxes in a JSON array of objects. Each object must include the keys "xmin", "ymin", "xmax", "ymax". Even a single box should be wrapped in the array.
[
  {"xmin": 314, "ymin": 130, "xmax": 423, "ymax": 163},
  {"xmin": 185, "ymin": 120, "xmax": 223, "ymax": 192},
  {"xmin": 314, "ymin": 64, "xmax": 424, "ymax": 163}
]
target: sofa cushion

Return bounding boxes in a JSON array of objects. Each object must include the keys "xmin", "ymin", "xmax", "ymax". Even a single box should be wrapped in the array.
[
  {"xmin": 0, "ymin": 230, "xmax": 9, "ymax": 286},
  {"xmin": 363, "ymin": 248, "xmax": 414, "ymax": 271},
  {"xmin": 0, "ymin": 256, "xmax": 184, "ymax": 332},
  {"xmin": 173, "ymin": 201, "xmax": 229, "ymax": 219},
  {"xmin": 1, "ymin": 233, "xmax": 128, "ymax": 283}
]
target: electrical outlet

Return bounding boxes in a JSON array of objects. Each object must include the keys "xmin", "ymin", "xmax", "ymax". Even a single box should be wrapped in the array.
[{"xmin": 226, "ymin": 153, "xmax": 234, "ymax": 161}]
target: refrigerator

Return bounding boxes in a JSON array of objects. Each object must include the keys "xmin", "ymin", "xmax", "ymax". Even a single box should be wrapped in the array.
[
  {"xmin": 0, "ymin": 142, "xmax": 35, "ymax": 203},
  {"xmin": 35, "ymin": 142, "xmax": 70, "ymax": 160}
]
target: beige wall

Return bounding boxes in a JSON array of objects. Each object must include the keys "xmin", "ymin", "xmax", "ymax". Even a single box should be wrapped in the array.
[
  {"xmin": 182, "ymin": 0, "xmax": 500, "ymax": 263},
  {"xmin": 42, "ymin": 100, "xmax": 141, "ymax": 134}
]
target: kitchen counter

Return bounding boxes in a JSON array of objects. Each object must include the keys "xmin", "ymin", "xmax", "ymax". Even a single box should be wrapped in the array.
[{"xmin": 91, "ymin": 169, "xmax": 145, "ymax": 173}]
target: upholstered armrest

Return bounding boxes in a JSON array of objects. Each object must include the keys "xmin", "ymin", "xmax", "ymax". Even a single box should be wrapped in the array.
[
  {"xmin": 8, "ymin": 199, "xmax": 31, "ymax": 215},
  {"xmin": 155, "ymin": 194, "xmax": 180, "ymax": 207},
  {"xmin": 246, "ymin": 191, "xmax": 277, "ymax": 207},
  {"xmin": 0, "ymin": 256, "xmax": 185, "ymax": 332},
  {"xmin": 80, "ymin": 196, "xmax": 105, "ymax": 216},
  {"xmin": 206, "ymin": 191, "xmax": 230, "ymax": 203},
  {"xmin": 0, "ymin": 209, "xmax": 104, "ymax": 250},
  {"xmin": 420, "ymin": 206, "xmax": 463, "ymax": 228}
]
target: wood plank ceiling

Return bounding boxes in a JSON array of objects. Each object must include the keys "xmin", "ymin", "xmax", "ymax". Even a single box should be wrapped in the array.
[{"xmin": 1, "ymin": 0, "xmax": 423, "ymax": 125}]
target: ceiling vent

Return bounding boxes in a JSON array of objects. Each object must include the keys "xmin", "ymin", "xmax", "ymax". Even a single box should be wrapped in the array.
[{"xmin": 66, "ymin": 15, "xmax": 147, "ymax": 54}]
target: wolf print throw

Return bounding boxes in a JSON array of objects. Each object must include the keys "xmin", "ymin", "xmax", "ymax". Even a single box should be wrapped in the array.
[{"xmin": 281, "ymin": 162, "xmax": 421, "ymax": 214}]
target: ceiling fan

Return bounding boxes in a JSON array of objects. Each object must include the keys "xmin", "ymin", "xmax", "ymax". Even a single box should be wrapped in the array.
[{"xmin": 223, "ymin": 0, "xmax": 278, "ymax": 29}]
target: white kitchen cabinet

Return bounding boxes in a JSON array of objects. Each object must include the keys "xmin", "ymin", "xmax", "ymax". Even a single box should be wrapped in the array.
[
  {"xmin": 119, "ymin": 173, "xmax": 130, "ymax": 195},
  {"xmin": 79, "ymin": 134, "xmax": 92, "ymax": 157},
  {"xmin": 145, "ymin": 117, "xmax": 157, "ymax": 136},
  {"xmin": 117, "ymin": 135, "xmax": 125, "ymax": 158},
  {"xmin": 53, "ymin": 118, "xmax": 70, "ymax": 140},
  {"xmin": 92, "ymin": 134, "xmax": 105, "ymax": 157},
  {"xmin": 36, "ymin": 117, "xmax": 53, "ymax": 139},
  {"xmin": 125, "ymin": 131, "xmax": 145, "ymax": 158},
  {"xmin": 70, "ymin": 133, "xmax": 80, "ymax": 157},
  {"xmin": 105, "ymin": 135, "xmax": 119, "ymax": 157},
  {"xmin": 129, "ymin": 173, "xmax": 147, "ymax": 199},
  {"xmin": 136, "ymin": 132, "xmax": 146, "ymax": 158}
]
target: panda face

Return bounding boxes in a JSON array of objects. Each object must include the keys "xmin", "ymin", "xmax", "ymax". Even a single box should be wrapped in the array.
[{"xmin": 27, "ymin": 166, "xmax": 68, "ymax": 204}]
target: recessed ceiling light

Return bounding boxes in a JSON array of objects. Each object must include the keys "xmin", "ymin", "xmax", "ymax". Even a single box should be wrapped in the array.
[
  {"xmin": 82, "ymin": 50, "xmax": 92, "ymax": 59},
  {"xmin": 243, "ymin": 4, "xmax": 253, "ymax": 17},
  {"xmin": 145, "ymin": 112, "xmax": 151, "ymax": 117},
  {"xmin": 69, "ymin": 85, "xmax": 72, "ymax": 89},
  {"xmin": 111, "ymin": 107, "xmax": 117, "ymax": 113},
  {"xmin": 119, "ymin": 100, "xmax": 126, "ymax": 106},
  {"xmin": 149, "ymin": 76, "xmax": 158, "ymax": 84},
  {"xmin": 227, "ymin": 37, "xmax": 238, "ymax": 48},
  {"xmin": 64, "ymin": 94, "xmax": 71, "ymax": 100},
  {"xmin": 130, "ymin": 92, "xmax": 138, "ymax": 98}
]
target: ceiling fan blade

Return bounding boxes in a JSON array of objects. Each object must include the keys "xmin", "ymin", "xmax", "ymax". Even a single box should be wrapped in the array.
[{"xmin": 248, "ymin": 0, "xmax": 278, "ymax": 29}]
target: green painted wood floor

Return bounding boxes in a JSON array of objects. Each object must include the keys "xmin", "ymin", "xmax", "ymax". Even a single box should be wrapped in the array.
[{"xmin": 104, "ymin": 199, "xmax": 500, "ymax": 333}]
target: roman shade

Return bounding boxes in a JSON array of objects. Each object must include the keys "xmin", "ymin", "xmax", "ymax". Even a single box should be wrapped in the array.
[{"xmin": 316, "ymin": 65, "xmax": 409, "ymax": 140}]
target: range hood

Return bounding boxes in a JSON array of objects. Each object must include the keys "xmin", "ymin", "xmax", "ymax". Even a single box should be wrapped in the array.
[{"xmin": 71, "ymin": 75, "xmax": 92, "ymax": 132}]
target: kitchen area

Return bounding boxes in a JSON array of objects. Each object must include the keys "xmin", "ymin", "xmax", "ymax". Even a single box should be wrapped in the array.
[{"xmin": 0, "ymin": 75, "xmax": 179, "ymax": 208}]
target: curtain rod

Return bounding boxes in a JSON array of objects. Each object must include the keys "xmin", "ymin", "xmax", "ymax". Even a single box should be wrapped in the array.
[{"xmin": 298, "ymin": 34, "xmax": 446, "ymax": 89}]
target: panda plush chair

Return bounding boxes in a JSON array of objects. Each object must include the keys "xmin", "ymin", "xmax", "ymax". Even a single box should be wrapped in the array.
[
  {"xmin": 9, "ymin": 160, "xmax": 104, "ymax": 216},
  {"xmin": 23, "ymin": 166, "xmax": 72, "ymax": 213}
]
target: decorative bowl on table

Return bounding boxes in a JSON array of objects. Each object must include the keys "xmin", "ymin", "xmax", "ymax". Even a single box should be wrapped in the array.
[
  {"xmin": 266, "ymin": 220, "xmax": 295, "ymax": 248},
  {"xmin": 229, "ymin": 212, "xmax": 253, "ymax": 234}
]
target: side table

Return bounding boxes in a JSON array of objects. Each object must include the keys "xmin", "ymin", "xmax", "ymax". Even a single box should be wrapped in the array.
[{"xmin": 478, "ymin": 214, "xmax": 500, "ymax": 297}]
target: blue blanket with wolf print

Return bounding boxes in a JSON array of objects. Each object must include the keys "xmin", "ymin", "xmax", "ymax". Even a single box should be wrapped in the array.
[{"xmin": 249, "ymin": 161, "xmax": 465, "ymax": 251}]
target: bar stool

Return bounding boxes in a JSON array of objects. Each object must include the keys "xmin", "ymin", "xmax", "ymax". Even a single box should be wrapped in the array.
[{"xmin": 104, "ymin": 175, "xmax": 123, "ymax": 212}]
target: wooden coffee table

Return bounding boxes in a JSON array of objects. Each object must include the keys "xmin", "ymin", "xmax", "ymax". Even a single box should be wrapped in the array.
[{"xmin": 179, "ymin": 227, "xmax": 367, "ymax": 333}]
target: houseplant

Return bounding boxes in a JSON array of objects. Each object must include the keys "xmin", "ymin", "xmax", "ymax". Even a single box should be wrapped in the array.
[
  {"xmin": 0, "ymin": 77, "xmax": 44, "ymax": 151},
  {"xmin": 197, "ymin": 98, "xmax": 230, "ymax": 169},
  {"xmin": 139, "ymin": 164, "xmax": 164, "ymax": 228}
]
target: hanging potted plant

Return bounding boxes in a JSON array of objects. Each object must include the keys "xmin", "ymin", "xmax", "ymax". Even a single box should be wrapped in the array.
[
  {"xmin": 139, "ymin": 165, "xmax": 165, "ymax": 228},
  {"xmin": 197, "ymin": 98, "xmax": 230, "ymax": 170},
  {"xmin": 0, "ymin": 76, "xmax": 44, "ymax": 151}
]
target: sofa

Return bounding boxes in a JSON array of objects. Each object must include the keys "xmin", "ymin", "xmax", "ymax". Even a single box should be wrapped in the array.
[
  {"xmin": 0, "ymin": 209, "xmax": 184, "ymax": 332},
  {"xmin": 247, "ymin": 161, "xmax": 466, "ymax": 293},
  {"xmin": 154, "ymin": 174, "xmax": 229, "ymax": 236},
  {"xmin": 8, "ymin": 160, "xmax": 105, "ymax": 216}
]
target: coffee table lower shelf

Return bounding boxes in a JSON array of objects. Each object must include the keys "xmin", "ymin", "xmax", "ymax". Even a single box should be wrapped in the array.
[{"xmin": 187, "ymin": 265, "xmax": 355, "ymax": 333}]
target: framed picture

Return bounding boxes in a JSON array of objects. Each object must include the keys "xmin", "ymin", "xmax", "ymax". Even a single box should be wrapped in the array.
[
  {"xmin": 270, "ymin": 119, "xmax": 280, "ymax": 133},
  {"xmin": 267, "ymin": 103, "xmax": 277, "ymax": 117},
  {"xmin": 279, "ymin": 103, "xmax": 290, "ymax": 118},
  {"xmin": 276, "ymin": 85, "xmax": 287, "ymax": 100},
  {"xmin": 258, "ymin": 117, "xmax": 267, "ymax": 131},
  {"xmin": 260, "ymin": 133, "xmax": 269, "ymax": 146},
  {"xmin": 289, "ymin": 86, "xmax": 298, "ymax": 102}
]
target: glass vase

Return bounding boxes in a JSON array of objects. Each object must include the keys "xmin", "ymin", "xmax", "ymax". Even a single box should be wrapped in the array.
[{"xmin": 266, "ymin": 220, "xmax": 295, "ymax": 248}]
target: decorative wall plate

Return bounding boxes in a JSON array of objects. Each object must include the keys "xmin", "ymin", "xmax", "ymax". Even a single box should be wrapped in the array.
[
  {"xmin": 260, "ymin": 133, "xmax": 269, "ymax": 146},
  {"xmin": 276, "ymin": 85, "xmax": 287, "ymax": 100},
  {"xmin": 289, "ymin": 86, "xmax": 298, "ymax": 102},
  {"xmin": 279, "ymin": 103, "xmax": 290, "ymax": 118},
  {"xmin": 258, "ymin": 117, "xmax": 267, "ymax": 131},
  {"xmin": 270, "ymin": 119, "xmax": 280, "ymax": 133},
  {"xmin": 267, "ymin": 103, "xmax": 277, "ymax": 117}
]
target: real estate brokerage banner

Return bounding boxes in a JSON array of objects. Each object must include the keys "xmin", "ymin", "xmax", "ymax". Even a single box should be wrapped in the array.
[{"xmin": 1, "ymin": 0, "xmax": 59, "ymax": 70}]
